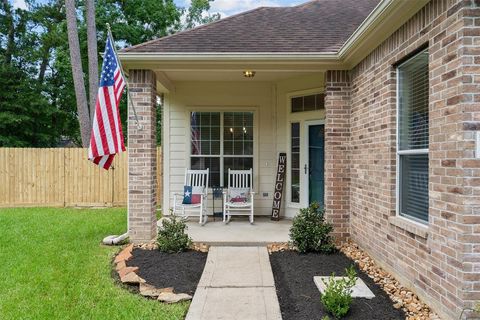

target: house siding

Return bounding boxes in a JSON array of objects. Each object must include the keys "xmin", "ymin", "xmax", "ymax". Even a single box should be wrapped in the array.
[
  {"xmin": 164, "ymin": 81, "xmax": 277, "ymax": 216},
  {"xmin": 334, "ymin": 0, "xmax": 480, "ymax": 318}
]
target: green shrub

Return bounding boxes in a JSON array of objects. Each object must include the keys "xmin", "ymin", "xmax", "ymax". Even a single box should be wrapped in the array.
[
  {"xmin": 320, "ymin": 265, "xmax": 357, "ymax": 319},
  {"xmin": 157, "ymin": 214, "xmax": 192, "ymax": 253},
  {"xmin": 289, "ymin": 202, "xmax": 336, "ymax": 253}
]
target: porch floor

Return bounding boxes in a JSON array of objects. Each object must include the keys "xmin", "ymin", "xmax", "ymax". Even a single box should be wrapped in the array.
[{"xmin": 186, "ymin": 216, "xmax": 292, "ymax": 246}]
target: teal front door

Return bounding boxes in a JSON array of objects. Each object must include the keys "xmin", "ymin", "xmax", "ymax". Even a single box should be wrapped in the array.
[{"xmin": 308, "ymin": 124, "xmax": 325, "ymax": 207}]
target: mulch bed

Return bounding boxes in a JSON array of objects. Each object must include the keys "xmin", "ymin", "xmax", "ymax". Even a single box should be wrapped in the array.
[
  {"xmin": 127, "ymin": 248, "xmax": 207, "ymax": 295},
  {"xmin": 270, "ymin": 251, "xmax": 406, "ymax": 320}
]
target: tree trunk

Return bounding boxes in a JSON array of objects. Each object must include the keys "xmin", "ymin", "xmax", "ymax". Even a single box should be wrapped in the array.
[
  {"xmin": 65, "ymin": 0, "xmax": 91, "ymax": 147},
  {"xmin": 2, "ymin": 0, "xmax": 15, "ymax": 65},
  {"xmin": 85, "ymin": 0, "xmax": 98, "ymax": 122},
  {"xmin": 38, "ymin": 46, "xmax": 50, "ymax": 84}
]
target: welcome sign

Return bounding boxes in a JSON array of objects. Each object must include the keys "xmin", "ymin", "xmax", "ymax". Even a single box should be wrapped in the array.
[{"xmin": 271, "ymin": 153, "xmax": 286, "ymax": 221}]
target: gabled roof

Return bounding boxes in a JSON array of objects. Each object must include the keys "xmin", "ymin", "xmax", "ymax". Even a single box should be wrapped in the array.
[{"xmin": 122, "ymin": 0, "xmax": 381, "ymax": 54}]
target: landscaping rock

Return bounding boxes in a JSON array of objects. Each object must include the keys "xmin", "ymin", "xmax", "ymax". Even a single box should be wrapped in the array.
[
  {"xmin": 135, "ymin": 242, "xmax": 158, "ymax": 251},
  {"xmin": 190, "ymin": 242, "xmax": 210, "ymax": 253},
  {"xmin": 118, "ymin": 266, "xmax": 138, "ymax": 279},
  {"xmin": 157, "ymin": 292, "xmax": 192, "ymax": 303},
  {"xmin": 115, "ymin": 260, "xmax": 126, "ymax": 271},
  {"xmin": 114, "ymin": 244, "xmax": 133, "ymax": 263},
  {"xmin": 313, "ymin": 276, "xmax": 375, "ymax": 299},
  {"xmin": 267, "ymin": 242, "xmax": 292, "ymax": 253},
  {"xmin": 120, "ymin": 271, "xmax": 145, "ymax": 284},
  {"xmin": 139, "ymin": 283, "xmax": 173, "ymax": 298}
]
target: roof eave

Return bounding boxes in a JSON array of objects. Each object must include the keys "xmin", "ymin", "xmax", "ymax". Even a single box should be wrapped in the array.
[
  {"xmin": 117, "ymin": 0, "xmax": 431, "ymax": 69},
  {"xmin": 118, "ymin": 52, "xmax": 339, "ymax": 61}
]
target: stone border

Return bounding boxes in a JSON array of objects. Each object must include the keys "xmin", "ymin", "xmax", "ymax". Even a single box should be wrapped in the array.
[
  {"xmin": 113, "ymin": 243, "xmax": 200, "ymax": 303},
  {"xmin": 340, "ymin": 241, "xmax": 440, "ymax": 320}
]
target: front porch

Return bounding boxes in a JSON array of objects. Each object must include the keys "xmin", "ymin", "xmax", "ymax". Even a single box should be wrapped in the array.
[{"xmin": 185, "ymin": 217, "xmax": 292, "ymax": 246}]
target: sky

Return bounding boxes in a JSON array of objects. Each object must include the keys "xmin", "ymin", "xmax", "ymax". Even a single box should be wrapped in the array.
[
  {"xmin": 174, "ymin": 0, "xmax": 304, "ymax": 17},
  {"xmin": 13, "ymin": 0, "xmax": 304, "ymax": 17}
]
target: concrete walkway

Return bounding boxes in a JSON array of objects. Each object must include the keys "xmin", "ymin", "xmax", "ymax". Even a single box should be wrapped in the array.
[{"xmin": 185, "ymin": 246, "xmax": 282, "ymax": 320}]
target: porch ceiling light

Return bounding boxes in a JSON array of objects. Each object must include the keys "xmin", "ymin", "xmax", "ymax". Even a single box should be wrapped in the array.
[{"xmin": 243, "ymin": 70, "xmax": 256, "ymax": 78}]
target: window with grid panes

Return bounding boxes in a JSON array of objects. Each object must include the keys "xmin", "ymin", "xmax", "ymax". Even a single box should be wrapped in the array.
[
  {"xmin": 397, "ymin": 49, "xmax": 429, "ymax": 223},
  {"xmin": 190, "ymin": 112, "xmax": 254, "ymax": 187}
]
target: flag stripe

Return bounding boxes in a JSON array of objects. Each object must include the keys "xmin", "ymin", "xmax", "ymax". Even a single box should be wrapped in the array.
[{"xmin": 88, "ymin": 35, "xmax": 126, "ymax": 170}]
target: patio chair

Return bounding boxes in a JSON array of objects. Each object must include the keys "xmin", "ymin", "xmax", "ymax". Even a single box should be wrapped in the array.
[
  {"xmin": 223, "ymin": 168, "xmax": 255, "ymax": 224},
  {"xmin": 173, "ymin": 168, "xmax": 209, "ymax": 225}
]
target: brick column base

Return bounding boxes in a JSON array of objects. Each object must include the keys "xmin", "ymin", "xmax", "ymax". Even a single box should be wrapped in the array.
[{"xmin": 128, "ymin": 69, "xmax": 157, "ymax": 243}]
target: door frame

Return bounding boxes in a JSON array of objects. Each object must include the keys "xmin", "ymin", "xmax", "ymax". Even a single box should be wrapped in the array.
[
  {"xmin": 302, "ymin": 120, "xmax": 325, "ymax": 206},
  {"xmin": 285, "ymin": 88, "xmax": 326, "ymax": 218}
]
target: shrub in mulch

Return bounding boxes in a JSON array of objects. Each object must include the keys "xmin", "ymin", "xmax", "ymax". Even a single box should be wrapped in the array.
[{"xmin": 270, "ymin": 250, "xmax": 406, "ymax": 320}]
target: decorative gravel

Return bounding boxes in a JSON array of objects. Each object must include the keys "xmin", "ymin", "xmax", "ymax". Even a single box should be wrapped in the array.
[{"xmin": 270, "ymin": 251, "xmax": 406, "ymax": 320}]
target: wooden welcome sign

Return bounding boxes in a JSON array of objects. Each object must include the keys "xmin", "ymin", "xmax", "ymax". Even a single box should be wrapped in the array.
[{"xmin": 271, "ymin": 153, "xmax": 286, "ymax": 221}]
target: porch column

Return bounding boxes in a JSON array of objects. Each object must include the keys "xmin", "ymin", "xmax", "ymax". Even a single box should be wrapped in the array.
[
  {"xmin": 324, "ymin": 70, "xmax": 351, "ymax": 242},
  {"xmin": 128, "ymin": 69, "xmax": 157, "ymax": 243}
]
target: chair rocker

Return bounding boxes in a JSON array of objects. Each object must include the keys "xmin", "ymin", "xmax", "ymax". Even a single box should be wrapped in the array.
[
  {"xmin": 223, "ymin": 168, "xmax": 255, "ymax": 224},
  {"xmin": 173, "ymin": 168, "xmax": 209, "ymax": 225}
]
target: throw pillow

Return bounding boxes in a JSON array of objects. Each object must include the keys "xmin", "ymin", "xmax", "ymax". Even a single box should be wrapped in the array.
[
  {"xmin": 191, "ymin": 186, "xmax": 204, "ymax": 204},
  {"xmin": 182, "ymin": 186, "xmax": 193, "ymax": 204},
  {"xmin": 229, "ymin": 188, "xmax": 250, "ymax": 203}
]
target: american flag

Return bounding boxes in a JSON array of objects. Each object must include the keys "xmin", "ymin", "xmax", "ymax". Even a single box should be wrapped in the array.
[
  {"xmin": 191, "ymin": 112, "xmax": 201, "ymax": 155},
  {"xmin": 88, "ymin": 35, "xmax": 126, "ymax": 170}
]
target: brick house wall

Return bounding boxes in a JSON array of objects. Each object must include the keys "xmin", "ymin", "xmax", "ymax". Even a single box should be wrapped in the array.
[
  {"xmin": 325, "ymin": 70, "xmax": 351, "ymax": 242},
  {"xmin": 324, "ymin": 0, "xmax": 480, "ymax": 318},
  {"xmin": 127, "ymin": 69, "xmax": 158, "ymax": 243}
]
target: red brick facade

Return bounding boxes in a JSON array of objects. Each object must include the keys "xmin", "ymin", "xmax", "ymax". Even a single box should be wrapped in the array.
[
  {"xmin": 325, "ymin": 70, "xmax": 351, "ymax": 241},
  {"xmin": 324, "ymin": 1, "xmax": 480, "ymax": 318},
  {"xmin": 127, "ymin": 69, "xmax": 157, "ymax": 243}
]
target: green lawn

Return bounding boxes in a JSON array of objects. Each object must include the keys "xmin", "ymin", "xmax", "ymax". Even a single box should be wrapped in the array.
[{"xmin": 0, "ymin": 207, "xmax": 188, "ymax": 320}]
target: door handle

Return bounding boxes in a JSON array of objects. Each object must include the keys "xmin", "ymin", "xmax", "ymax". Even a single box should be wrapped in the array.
[{"xmin": 304, "ymin": 164, "xmax": 308, "ymax": 174}]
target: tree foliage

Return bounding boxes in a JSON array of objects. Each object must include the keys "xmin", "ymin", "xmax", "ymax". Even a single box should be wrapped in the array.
[{"xmin": 0, "ymin": 0, "xmax": 220, "ymax": 147}]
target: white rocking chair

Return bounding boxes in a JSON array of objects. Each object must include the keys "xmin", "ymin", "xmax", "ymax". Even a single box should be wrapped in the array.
[
  {"xmin": 223, "ymin": 169, "xmax": 255, "ymax": 224},
  {"xmin": 173, "ymin": 168, "xmax": 209, "ymax": 225}
]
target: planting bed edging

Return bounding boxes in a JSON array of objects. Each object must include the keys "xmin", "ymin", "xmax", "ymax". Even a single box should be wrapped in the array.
[{"xmin": 113, "ymin": 242, "xmax": 209, "ymax": 304}]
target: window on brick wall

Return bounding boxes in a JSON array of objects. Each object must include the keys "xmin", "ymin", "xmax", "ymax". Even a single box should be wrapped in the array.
[
  {"xmin": 397, "ymin": 49, "xmax": 429, "ymax": 223},
  {"xmin": 190, "ymin": 112, "xmax": 254, "ymax": 187}
]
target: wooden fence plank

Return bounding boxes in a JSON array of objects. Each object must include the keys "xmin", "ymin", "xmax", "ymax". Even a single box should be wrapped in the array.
[{"xmin": 0, "ymin": 148, "xmax": 162, "ymax": 208}]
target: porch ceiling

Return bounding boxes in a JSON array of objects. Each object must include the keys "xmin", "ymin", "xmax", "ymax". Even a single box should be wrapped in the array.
[{"xmin": 163, "ymin": 70, "xmax": 320, "ymax": 82}]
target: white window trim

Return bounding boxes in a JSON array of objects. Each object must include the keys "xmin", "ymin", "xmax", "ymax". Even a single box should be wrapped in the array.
[
  {"xmin": 395, "ymin": 52, "xmax": 429, "ymax": 225},
  {"xmin": 185, "ymin": 107, "xmax": 258, "ymax": 190}
]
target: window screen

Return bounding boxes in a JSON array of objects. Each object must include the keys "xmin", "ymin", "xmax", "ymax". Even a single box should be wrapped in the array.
[{"xmin": 397, "ymin": 49, "xmax": 429, "ymax": 223}]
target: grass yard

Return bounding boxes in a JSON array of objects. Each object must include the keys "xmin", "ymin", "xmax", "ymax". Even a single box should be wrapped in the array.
[{"xmin": 0, "ymin": 207, "xmax": 188, "ymax": 320}]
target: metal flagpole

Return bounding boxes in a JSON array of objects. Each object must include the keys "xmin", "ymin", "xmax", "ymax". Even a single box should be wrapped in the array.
[{"xmin": 106, "ymin": 23, "xmax": 143, "ymax": 130}]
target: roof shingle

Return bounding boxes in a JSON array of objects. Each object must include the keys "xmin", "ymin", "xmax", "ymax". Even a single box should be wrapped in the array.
[{"xmin": 122, "ymin": 0, "xmax": 381, "ymax": 54}]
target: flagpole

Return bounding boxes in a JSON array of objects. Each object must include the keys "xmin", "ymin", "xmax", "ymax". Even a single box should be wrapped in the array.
[{"xmin": 106, "ymin": 23, "xmax": 143, "ymax": 131}]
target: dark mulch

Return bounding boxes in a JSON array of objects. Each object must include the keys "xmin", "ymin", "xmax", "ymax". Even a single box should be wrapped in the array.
[
  {"xmin": 270, "ymin": 251, "xmax": 405, "ymax": 320},
  {"xmin": 127, "ymin": 248, "xmax": 207, "ymax": 295}
]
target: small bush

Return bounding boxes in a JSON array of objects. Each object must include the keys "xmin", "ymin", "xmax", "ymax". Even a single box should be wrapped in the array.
[
  {"xmin": 157, "ymin": 214, "xmax": 192, "ymax": 253},
  {"xmin": 320, "ymin": 265, "xmax": 357, "ymax": 319},
  {"xmin": 289, "ymin": 202, "xmax": 336, "ymax": 253}
]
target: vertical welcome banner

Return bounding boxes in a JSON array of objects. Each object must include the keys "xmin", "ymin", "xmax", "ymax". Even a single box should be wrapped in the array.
[{"xmin": 271, "ymin": 153, "xmax": 286, "ymax": 221}]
